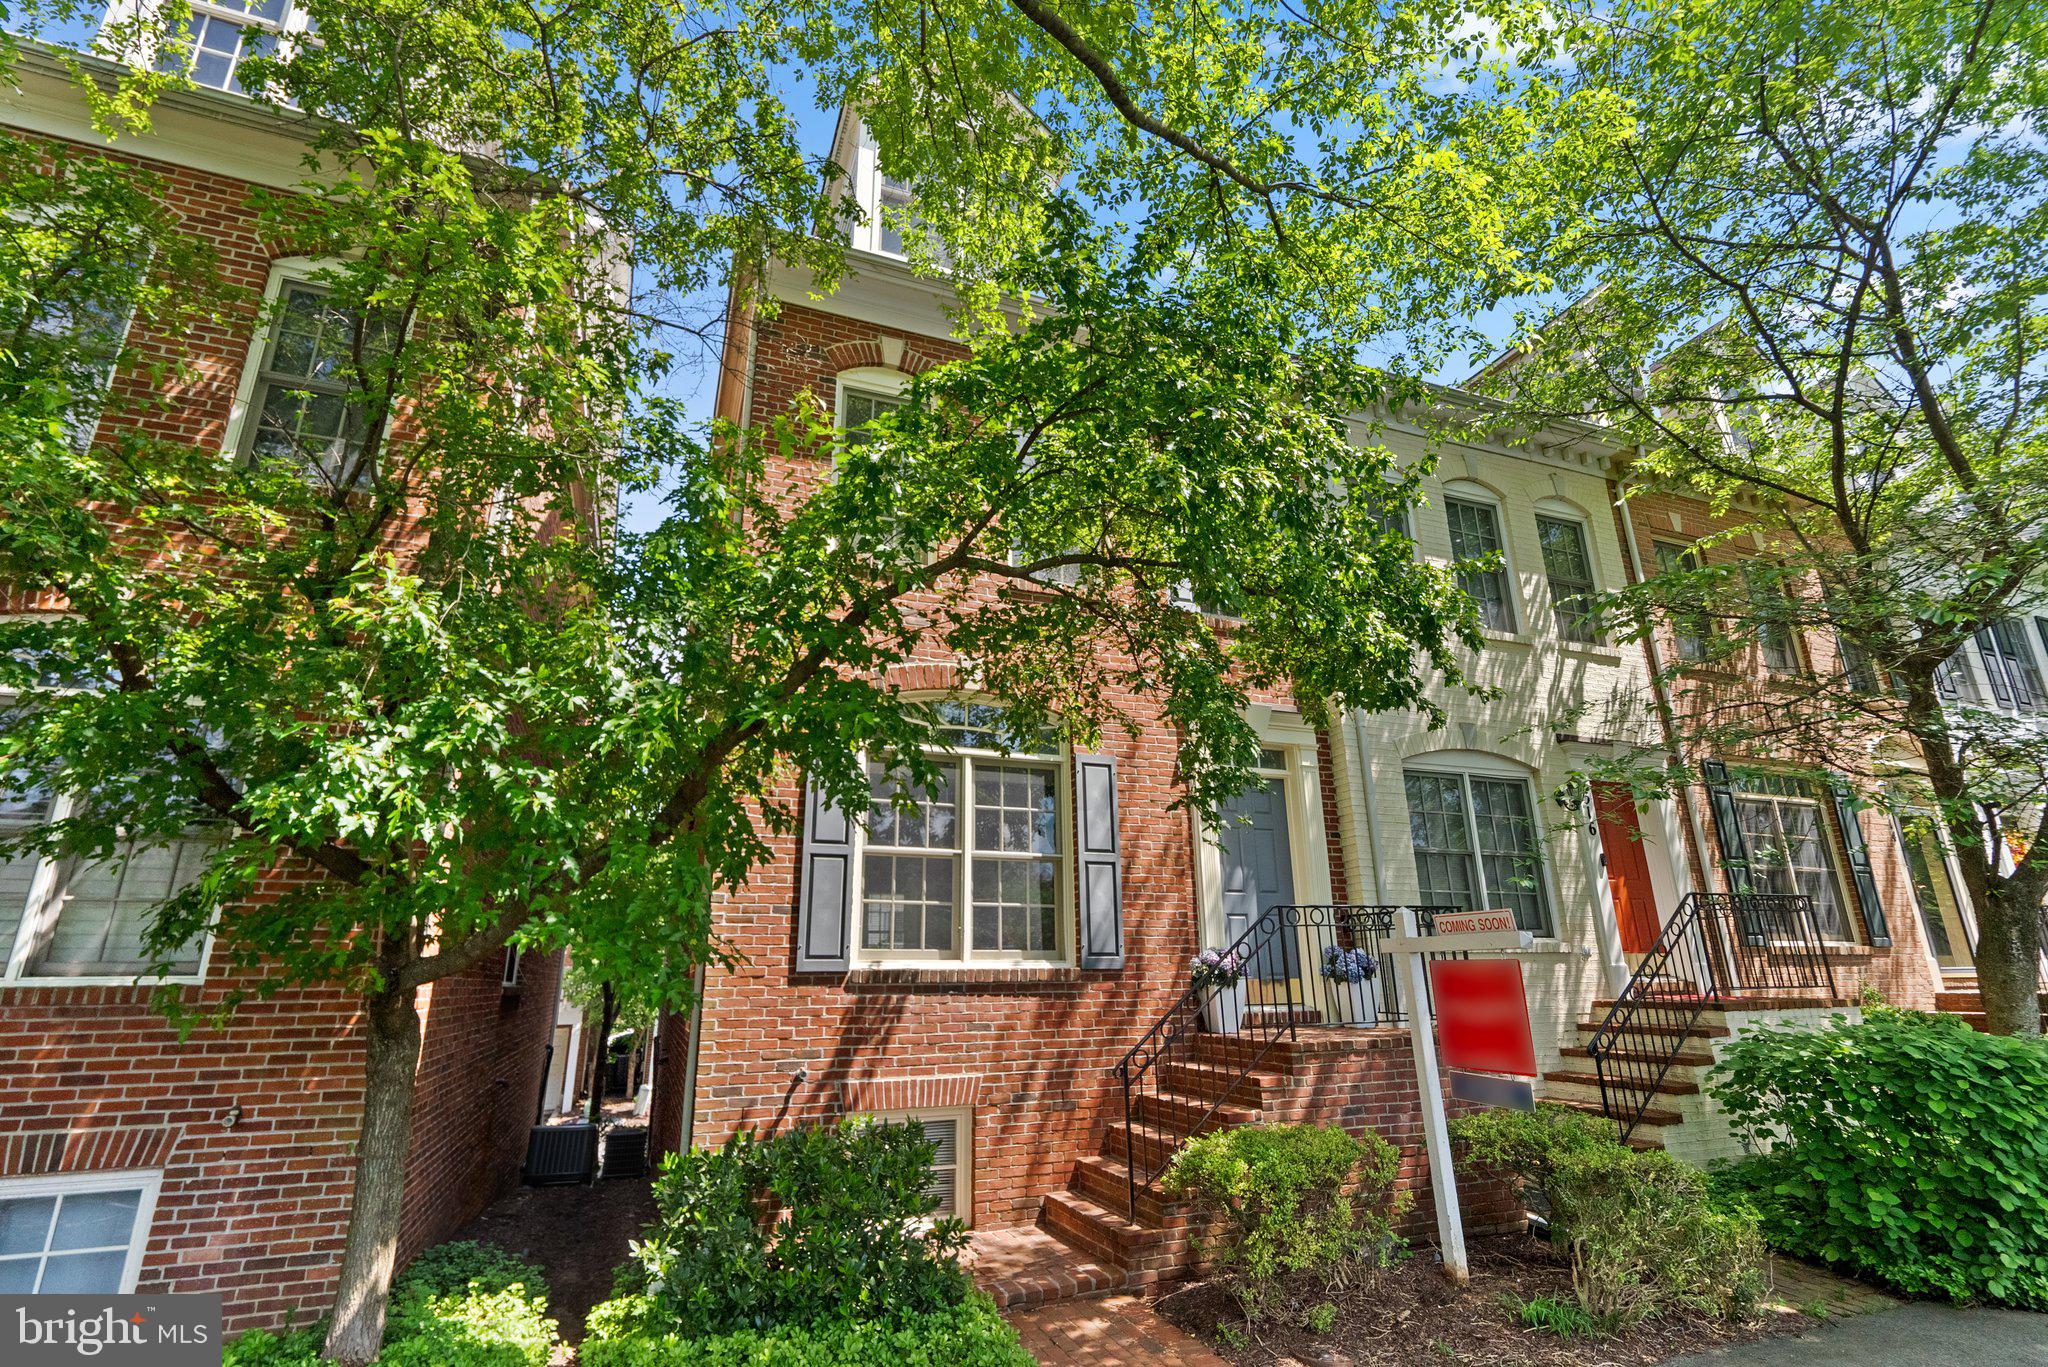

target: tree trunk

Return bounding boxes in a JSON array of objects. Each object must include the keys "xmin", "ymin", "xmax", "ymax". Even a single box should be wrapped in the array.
[
  {"xmin": 1977, "ymin": 880, "xmax": 2046, "ymax": 1037},
  {"xmin": 322, "ymin": 986, "xmax": 425, "ymax": 1365},
  {"xmin": 587, "ymin": 981, "xmax": 617, "ymax": 1127},
  {"xmin": 1908, "ymin": 679, "xmax": 2045, "ymax": 1037}
]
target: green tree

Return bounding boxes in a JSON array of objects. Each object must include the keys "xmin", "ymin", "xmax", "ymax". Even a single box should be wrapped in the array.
[
  {"xmin": 1481, "ymin": 0, "xmax": 2048, "ymax": 1033},
  {"xmin": 3, "ymin": 1, "xmax": 1602, "ymax": 1359}
]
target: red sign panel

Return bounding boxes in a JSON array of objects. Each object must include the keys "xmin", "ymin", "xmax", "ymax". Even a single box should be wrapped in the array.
[{"xmin": 1429, "ymin": 959, "xmax": 1538, "ymax": 1078}]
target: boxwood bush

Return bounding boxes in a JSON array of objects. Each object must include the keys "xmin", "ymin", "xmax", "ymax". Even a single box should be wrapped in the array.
[
  {"xmin": 616, "ymin": 1117, "xmax": 971, "ymax": 1337},
  {"xmin": 223, "ymin": 1241, "xmax": 559, "ymax": 1366},
  {"xmin": 1451, "ymin": 1104, "xmax": 1765, "ymax": 1331},
  {"xmin": 1161, "ymin": 1122, "xmax": 1403, "ymax": 1323},
  {"xmin": 1711, "ymin": 1008, "xmax": 2048, "ymax": 1308},
  {"xmin": 580, "ymin": 1293, "xmax": 1032, "ymax": 1366}
]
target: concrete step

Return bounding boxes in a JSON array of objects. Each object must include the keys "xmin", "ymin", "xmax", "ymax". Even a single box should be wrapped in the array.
[{"xmin": 1543, "ymin": 1068, "xmax": 1698, "ymax": 1097}]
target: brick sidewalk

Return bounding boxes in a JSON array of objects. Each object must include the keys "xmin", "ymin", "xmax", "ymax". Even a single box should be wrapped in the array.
[{"xmin": 1008, "ymin": 1293, "xmax": 1230, "ymax": 1366}]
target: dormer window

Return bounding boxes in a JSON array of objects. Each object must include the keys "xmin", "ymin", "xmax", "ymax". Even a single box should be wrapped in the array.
[{"xmin": 877, "ymin": 176, "xmax": 914, "ymax": 257}]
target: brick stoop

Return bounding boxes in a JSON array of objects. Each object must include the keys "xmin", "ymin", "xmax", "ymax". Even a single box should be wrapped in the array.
[
  {"xmin": 1934, "ymin": 979, "xmax": 2048, "ymax": 1032},
  {"xmin": 1021, "ymin": 1024, "xmax": 1516, "ymax": 1299}
]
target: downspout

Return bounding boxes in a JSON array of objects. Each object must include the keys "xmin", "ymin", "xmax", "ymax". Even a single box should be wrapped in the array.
[
  {"xmin": 678, "ymin": 965, "xmax": 705, "ymax": 1152},
  {"xmin": 1615, "ymin": 477, "xmax": 1718, "ymax": 898}
]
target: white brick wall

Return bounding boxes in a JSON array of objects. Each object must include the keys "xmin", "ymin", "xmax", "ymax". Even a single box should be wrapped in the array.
[{"xmin": 1331, "ymin": 415, "xmax": 1691, "ymax": 1073}]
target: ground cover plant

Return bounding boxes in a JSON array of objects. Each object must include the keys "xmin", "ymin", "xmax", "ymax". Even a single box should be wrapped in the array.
[
  {"xmin": 223, "ymin": 1242, "xmax": 559, "ymax": 1366},
  {"xmin": 1712, "ymin": 1009, "xmax": 2048, "ymax": 1308}
]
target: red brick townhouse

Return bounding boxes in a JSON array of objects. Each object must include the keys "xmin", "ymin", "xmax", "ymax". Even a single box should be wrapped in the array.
[
  {"xmin": 647, "ymin": 109, "xmax": 1529, "ymax": 1305},
  {"xmin": 0, "ymin": 40, "xmax": 560, "ymax": 1328}
]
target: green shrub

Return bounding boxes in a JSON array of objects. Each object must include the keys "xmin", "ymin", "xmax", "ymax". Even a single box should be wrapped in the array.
[
  {"xmin": 580, "ymin": 1292, "xmax": 1032, "ymax": 1366},
  {"xmin": 1711, "ymin": 1009, "xmax": 2048, "ymax": 1308},
  {"xmin": 619, "ymin": 1118, "xmax": 970, "ymax": 1338},
  {"xmin": 1452, "ymin": 1106, "xmax": 1765, "ymax": 1331},
  {"xmin": 1509, "ymin": 1292, "xmax": 1597, "ymax": 1339},
  {"xmin": 221, "ymin": 1241, "xmax": 558, "ymax": 1367},
  {"xmin": 1161, "ymin": 1122, "xmax": 1403, "ymax": 1322}
]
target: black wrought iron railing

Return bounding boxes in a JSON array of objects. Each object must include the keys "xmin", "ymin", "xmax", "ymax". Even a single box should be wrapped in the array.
[
  {"xmin": 1586, "ymin": 891, "xmax": 1836, "ymax": 1141},
  {"xmin": 1107, "ymin": 903, "xmax": 1453, "ymax": 1217}
]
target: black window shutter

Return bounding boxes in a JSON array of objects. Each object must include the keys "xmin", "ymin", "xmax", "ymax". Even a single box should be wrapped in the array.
[
  {"xmin": 1700, "ymin": 759, "xmax": 1751, "ymax": 893},
  {"xmin": 1976, "ymin": 628, "xmax": 2016, "ymax": 706},
  {"xmin": 796, "ymin": 777, "xmax": 855, "ymax": 972},
  {"xmin": 1075, "ymin": 752, "xmax": 1125, "ymax": 969},
  {"xmin": 1827, "ymin": 780, "xmax": 1891, "ymax": 947}
]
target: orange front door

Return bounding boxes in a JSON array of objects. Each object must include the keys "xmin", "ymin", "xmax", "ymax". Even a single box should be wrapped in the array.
[{"xmin": 1594, "ymin": 781, "xmax": 1661, "ymax": 954}]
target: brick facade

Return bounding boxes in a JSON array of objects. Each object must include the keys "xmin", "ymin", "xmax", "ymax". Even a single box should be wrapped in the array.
[
  {"xmin": 1613, "ymin": 483, "xmax": 1943, "ymax": 1008},
  {"xmin": 2, "ymin": 88, "xmax": 564, "ymax": 1333}
]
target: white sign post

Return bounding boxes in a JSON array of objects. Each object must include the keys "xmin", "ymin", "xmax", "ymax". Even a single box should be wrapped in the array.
[{"xmin": 1383, "ymin": 906, "xmax": 1540, "ymax": 1287}]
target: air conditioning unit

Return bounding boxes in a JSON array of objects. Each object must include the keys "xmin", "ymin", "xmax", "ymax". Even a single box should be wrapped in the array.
[
  {"xmin": 524, "ymin": 1123, "xmax": 598, "ymax": 1186},
  {"xmin": 602, "ymin": 1126, "xmax": 650, "ymax": 1180}
]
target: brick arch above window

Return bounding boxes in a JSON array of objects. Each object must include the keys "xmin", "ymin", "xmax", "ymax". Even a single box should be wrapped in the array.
[{"xmin": 824, "ymin": 340, "xmax": 946, "ymax": 378}]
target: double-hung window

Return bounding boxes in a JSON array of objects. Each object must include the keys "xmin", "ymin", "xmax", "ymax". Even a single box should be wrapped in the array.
[
  {"xmin": 1402, "ymin": 769, "xmax": 1552, "ymax": 933},
  {"xmin": 13, "ymin": 216, "xmax": 145, "ymax": 452},
  {"xmin": 839, "ymin": 385, "xmax": 904, "ymax": 444},
  {"xmin": 242, "ymin": 280, "xmax": 387, "ymax": 489},
  {"xmin": 1975, "ymin": 619, "xmax": 2045, "ymax": 711},
  {"xmin": 1745, "ymin": 567, "xmax": 1800, "ymax": 674},
  {"xmin": 0, "ymin": 1171, "xmax": 162, "ymax": 1294},
  {"xmin": 1728, "ymin": 775, "xmax": 1851, "ymax": 940},
  {"xmin": 859, "ymin": 703, "xmax": 1066, "ymax": 963},
  {"xmin": 1534, "ymin": 515, "xmax": 1599, "ymax": 644},
  {"xmin": 2, "ymin": 661, "xmax": 213, "ymax": 983},
  {"xmin": 1652, "ymin": 542, "xmax": 1709, "ymax": 662},
  {"xmin": 1934, "ymin": 649, "xmax": 1980, "ymax": 702},
  {"xmin": 1445, "ymin": 498, "xmax": 1514, "ymax": 632},
  {"xmin": 157, "ymin": 0, "xmax": 305, "ymax": 96}
]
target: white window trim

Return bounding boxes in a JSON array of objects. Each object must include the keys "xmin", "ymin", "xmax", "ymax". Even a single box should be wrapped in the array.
[
  {"xmin": 219, "ymin": 255, "xmax": 354, "ymax": 464},
  {"xmin": 0, "ymin": 1168, "xmax": 164, "ymax": 1294},
  {"xmin": 1400, "ymin": 753, "xmax": 1559, "ymax": 935},
  {"xmin": 833, "ymin": 366, "xmax": 910, "ymax": 433},
  {"xmin": 1191, "ymin": 707, "xmax": 1336, "ymax": 952},
  {"xmin": 501, "ymin": 945, "xmax": 523, "ymax": 989},
  {"xmin": 102, "ymin": 0, "xmax": 319, "ymax": 97},
  {"xmin": 0, "ymin": 623, "xmax": 216, "ymax": 989},
  {"xmin": 1440, "ymin": 480, "xmax": 1523, "ymax": 635},
  {"xmin": 1727, "ymin": 781, "xmax": 1857, "ymax": 945},
  {"xmin": 850, "ymin": 702, "xmax": 1076, "ymax": 968},
  {"xmin": 864, "ymin": 1107, "xmax": 972, "ymax": 1226},
  {"xmin": 1530, "ymin": 501, "xmax": 1604, "ymax": 647}
]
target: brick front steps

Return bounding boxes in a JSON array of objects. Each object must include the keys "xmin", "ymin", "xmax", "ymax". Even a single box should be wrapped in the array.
[
  {"xmin": 965, "ymin": 1225, "xmax": 1125, "ymax": 1311},
  {"xmin": 1934, "ymin": 978, "xmax": 2048, "ymax": 1031},
  {"xmin": 1015, "ymin": 1024, "xmax": 1518, "ymax": 1305}
]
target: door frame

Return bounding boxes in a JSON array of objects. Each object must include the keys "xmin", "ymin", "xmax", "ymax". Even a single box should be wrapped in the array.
[{"xmin": 1192, "ymin": 704, "xmax": 1335, "ymax": 953}]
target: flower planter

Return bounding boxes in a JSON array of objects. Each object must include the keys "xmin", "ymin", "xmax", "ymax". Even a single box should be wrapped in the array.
[
  {"xmin": 1325, "ymin": 973, "xmax": 1381, "ymax": 1027},
  {"xmin": 1203, "ymin": 977, "xmax": 1248, "ymax": 1033}
]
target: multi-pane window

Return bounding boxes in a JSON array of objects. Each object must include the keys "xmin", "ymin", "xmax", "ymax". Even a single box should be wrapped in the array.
[
  {"xmin": 839, "ymin": 386, "xmax": 903, "ymax": 445},
  {"xmin": 1403, "ymin": 770, "xmax": 1551, "ymax": 933},
  {"xmin": 1934, "ymin": 649, "xmax": 1980, "ymax": 702},
  {"xmin": 1534, "ymin": 516, "xmax": 1598, "ymax": 644},
  {"xmin": 859, "ymin": 704, "xmax": 1063, "ymax": 962},
  {"xmin": 1652, "ymin": 542, "xmax": 1709, "ymax": 661},
  {"xmin": 160, "ymin": 0, "xmax": 293, "ymax": 95},
  {"xmin": 14, "ymin": 227, "xmax": 144, "ymax": 452},
  {"xmin": 1, "ymin": 780, "xmax": 210, "ymax": 981},
  {"xmin": 1896, "ymin": 820, "xmax": 1954, "ymax": 960},
  {"xmin": 0, "ymin": 1174, "xmax": 156, "ymax": 1294},
  {"xmin": 1729, "ymin": 775, "xmax": 1850, "ymax": 940},
  {"xmin": 1975, "ymin": 619, "xmax": 2045, "ymax": 711},
  {"xmin": 243, "ymin": 282, "xmax": 386, "ymax": 488},
  {"xmin": 1745, "ymin": 568, "xmax": 1800, "ymax": 673},
  {"xmin": 1445, "ymin": 498, "xmax": 1514, "ymax": 632},
  {"xmin": 877, "ymin": 175, "xmax": 915, "ymax": 257}
]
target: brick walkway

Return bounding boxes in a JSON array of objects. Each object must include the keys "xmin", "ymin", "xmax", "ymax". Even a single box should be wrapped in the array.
[
  {"xmin": 1008, "ymin": 1293, "xmax": 1231, "ymax": 1366},
  {"xmin": 967, "ymin": 1225, "xmax": 1125, "ymax": 1310}
]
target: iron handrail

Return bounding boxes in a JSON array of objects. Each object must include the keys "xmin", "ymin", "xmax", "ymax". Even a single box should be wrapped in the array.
[
  {"xmin": 1108, "ymin": 903, "xmax": 1452, "ymax": 1217},
  {"xmin": 1586, "ymin": 890, "xmax": 1836, "ymax": 1141}
]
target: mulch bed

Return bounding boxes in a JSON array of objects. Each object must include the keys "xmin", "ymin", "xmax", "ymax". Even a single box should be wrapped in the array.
[
  {"xmin": 1155, "ymin": 1232, "xmax": 1818, "ymax": 1366},
  {"xmin": 455, "ymin": 1175, "xmax": 658, "ymax": 1344}
]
